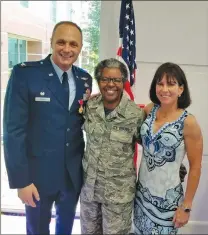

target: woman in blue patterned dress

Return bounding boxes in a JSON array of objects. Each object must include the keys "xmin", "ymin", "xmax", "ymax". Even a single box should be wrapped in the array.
[{"xmin": 134, "ymin": 62, "xmax": 203, "ymax": 234}]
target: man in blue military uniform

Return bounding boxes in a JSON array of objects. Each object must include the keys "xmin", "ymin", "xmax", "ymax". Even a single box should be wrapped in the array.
[{"xmin": 3, "ymin": 21, "xmax": 92, "ymax": 234}]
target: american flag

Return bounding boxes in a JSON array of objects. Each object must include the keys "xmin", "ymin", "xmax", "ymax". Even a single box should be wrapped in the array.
[
  {"xmin": 117, "ymin": 0, "xmax": 138, "ymax": 168},
  {"xmin": 117, "ymin": 0, "xmax": 137, "ymax": 101}
]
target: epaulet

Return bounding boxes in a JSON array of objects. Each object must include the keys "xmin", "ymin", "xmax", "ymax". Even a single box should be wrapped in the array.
[
  {"xmin": 17, "ymin": 60, "xmax": 44, "ymax": 68},
  {"xmin": 74, "ymin": 65, "xmax": 89, "ymax": 75},
  {"xmin": 127, "ymin": 99, "xmax": 144, "ymax": 115},
  {"xmin": 78, "ymin": 67, "xmax": 87, "ymax": 73}
]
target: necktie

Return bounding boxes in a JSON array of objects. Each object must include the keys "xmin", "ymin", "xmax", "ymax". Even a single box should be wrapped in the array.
[{"xmin": 62, "ymin": 72, "xmax": 69, "ymax": 107}]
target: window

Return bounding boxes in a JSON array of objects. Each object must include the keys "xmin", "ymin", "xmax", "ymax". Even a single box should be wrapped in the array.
[
  {"xmin": 8, "ymin": 37, "xmax": 27, "ymax": 69},
  {"xmin": 8, "ymin": 38, "xmax": 18, "ymax": 68},
  {"xmin": 68, "ymin": 2, "xmax": 74, "ymax": 21},
  {"xmin": 20, "ymin": 1, "xmax": 29, "ymax": 8},
  {"xmin": 1, "ymin": 1, "xmax": 101, "ymax": 233},
  {"xmin": 81, "ymin": 50, "xmax": 89, "ymax": 65},
  {"xmin": 69, "ymin": 9, "xmax": 74, "ymax": 21},
  {"xmin": 19, "ymin": 40, "xmax": 27, "ymax": 63},
  {"xmin": 51, "ymin": 1, "xmax": 57, "ymax": 23}
]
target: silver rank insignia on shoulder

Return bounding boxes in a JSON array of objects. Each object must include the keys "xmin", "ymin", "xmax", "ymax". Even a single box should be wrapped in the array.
[
  {"xmin": 81, "ymin": 77, "xmax": 88, "ymax": 81},
  {"xmin": 40, "ymin": 92, "xmax": 45, "ymax": 96},
  {"xmin": 48, "ymin": 73, "xmax": 53, "ymax": 76},
  {"xmin": 21, "ymin": 62, "xmax": 26, "ymax": 67},
  {"xmin": 84, "ymin": 82, "xmax": 89, "ymax": 88}
]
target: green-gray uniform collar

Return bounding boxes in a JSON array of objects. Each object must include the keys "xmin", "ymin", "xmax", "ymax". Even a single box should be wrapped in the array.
[{"xmin": 87, "ymin": 93, "xmax": 129, "ymax": 121}]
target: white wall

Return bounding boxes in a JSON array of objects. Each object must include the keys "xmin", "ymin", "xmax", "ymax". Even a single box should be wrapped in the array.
[{"xmin": 100, "ymin": 1, "xmax": 208, "ymax": 233}]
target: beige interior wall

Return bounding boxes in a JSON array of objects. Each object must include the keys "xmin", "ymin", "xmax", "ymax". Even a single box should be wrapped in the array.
[{"xmin": 100, "ymin": 1, "xmax": 208, "ymax": 232}]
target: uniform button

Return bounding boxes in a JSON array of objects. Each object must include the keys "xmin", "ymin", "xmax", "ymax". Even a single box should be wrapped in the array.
[
  {"xmin": 67, "ymin": 128, "xmax": 70, "ymax": 132},
  {"xmin": 66, "ymin": 143, "xmax": 69, "ymax": 147}
]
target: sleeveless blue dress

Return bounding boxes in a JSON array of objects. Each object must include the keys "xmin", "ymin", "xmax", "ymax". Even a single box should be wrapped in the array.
[{"xmin": 134, "ymin": 105, "xmax": 188, "ymax": 234}]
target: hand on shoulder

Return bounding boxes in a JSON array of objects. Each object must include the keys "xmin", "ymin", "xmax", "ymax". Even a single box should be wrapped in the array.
[{"xmin": 89, "ymin": 92, "xmax": 101, "ymax": 100}]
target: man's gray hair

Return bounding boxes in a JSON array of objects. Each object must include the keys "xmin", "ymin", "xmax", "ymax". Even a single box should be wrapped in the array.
[
  {"xmin": 51, "ymin": 21, "xmax": 82, "ymax": 41},
  {"xmin": 94, "ymin": 58, "xmax": 128, "ymax": 83}
]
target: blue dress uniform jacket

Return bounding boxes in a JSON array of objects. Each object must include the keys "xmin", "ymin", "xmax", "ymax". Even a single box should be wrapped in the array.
[{"xmin": 3, "ymin": 54, "xmax": 92, "ymax": 195}]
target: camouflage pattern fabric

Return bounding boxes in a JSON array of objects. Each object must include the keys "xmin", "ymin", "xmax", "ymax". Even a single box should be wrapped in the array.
[
  {"xmin": 80, "ymin": 188, "xmax": 133, "ymax": 234},
  {"xmin": 82, "ymin": 94, "xmax": 144, "ymax": 204},
  {"xmin": 80, "ymin": 94, "xmax": 144, "ymax": 233}
]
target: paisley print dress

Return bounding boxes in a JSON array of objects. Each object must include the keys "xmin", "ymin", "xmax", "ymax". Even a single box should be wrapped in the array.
[{"xmin": 134, "ymin": 105, "xmax": 188, "ymax": 234}]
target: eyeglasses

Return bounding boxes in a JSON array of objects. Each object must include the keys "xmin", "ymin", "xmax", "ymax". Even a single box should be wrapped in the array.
[{"xmin": 100, "ymin": 77, "xmax": 123, "ymax": 84}]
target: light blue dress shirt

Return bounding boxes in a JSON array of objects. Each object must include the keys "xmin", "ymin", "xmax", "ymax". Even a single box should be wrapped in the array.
[{"xmin": 50, "ymin": 56, "xmax": 76, "ymax": 110}]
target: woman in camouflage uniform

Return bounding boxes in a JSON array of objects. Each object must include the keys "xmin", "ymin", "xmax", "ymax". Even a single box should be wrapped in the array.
[{"xmin": 80, "ymin": 58, "xmax": 144, "ymax": 234}]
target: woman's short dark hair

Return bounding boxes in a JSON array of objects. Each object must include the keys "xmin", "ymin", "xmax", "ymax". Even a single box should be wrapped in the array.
[
  {"xmin": 149, "ymin": 62, "xmax": 191, "ymax": 109},
  {"xmin": 94, "ymin": 58, "xmax": 128, "ymax": 83}
]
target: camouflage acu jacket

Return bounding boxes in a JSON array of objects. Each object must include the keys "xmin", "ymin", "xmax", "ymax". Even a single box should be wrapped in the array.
[{"xmin": 83, "ymin": 94, "xmax": 144, "ymax": 204}]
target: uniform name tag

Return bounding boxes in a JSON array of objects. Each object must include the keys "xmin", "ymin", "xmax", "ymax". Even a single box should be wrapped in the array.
[{"xmin": 35, "ymin": 97, "xmax": 50, "ymax": 102}]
